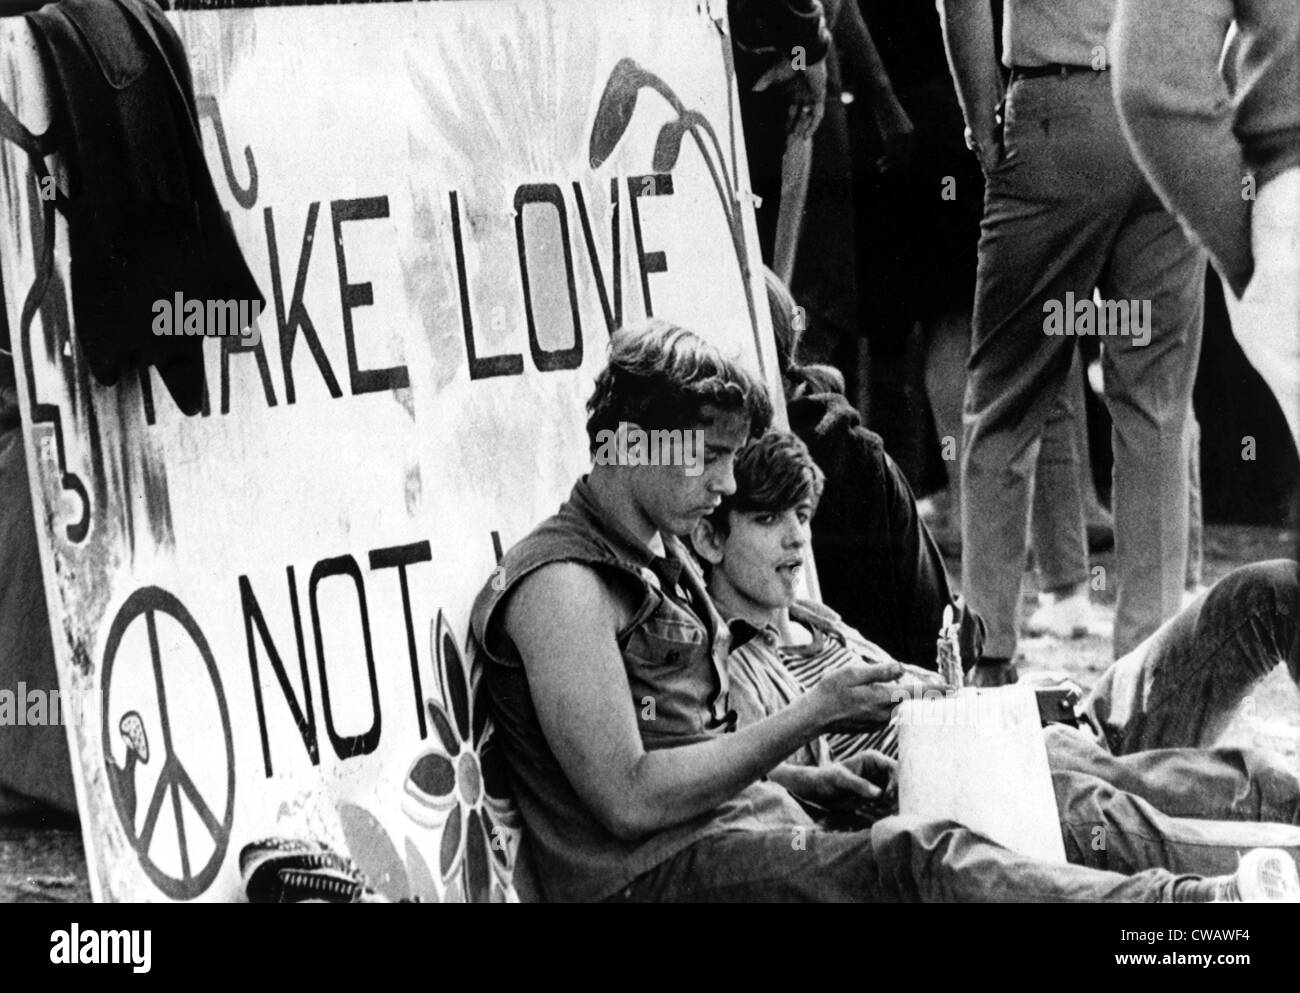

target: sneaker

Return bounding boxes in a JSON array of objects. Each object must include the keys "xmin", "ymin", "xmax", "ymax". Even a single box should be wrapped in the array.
[
  {"xmin": 1215, "ymin": 848, "xmax": 1300, "ymax": 902},
  {"xmin": 241, "ymin": 837, "xmax": 384, "ymax": 903},
  {"xmin": 1024, "ymin": 587, "xmax": 1098, "ymax": 639},
  {"xmin": 1196, "ymin": 847, "xmax": 1300, "ymax": 899}
]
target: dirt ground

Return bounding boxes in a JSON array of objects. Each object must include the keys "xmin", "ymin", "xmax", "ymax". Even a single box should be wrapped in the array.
[{"xmin": 2, "ymin": 524, "xmax": 1297, "ymax": 903}]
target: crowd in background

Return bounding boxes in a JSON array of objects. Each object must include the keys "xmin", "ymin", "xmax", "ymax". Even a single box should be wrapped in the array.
[{"xmin": 729, "ymin": 0, "xmax": 1300, "ymax": 672}]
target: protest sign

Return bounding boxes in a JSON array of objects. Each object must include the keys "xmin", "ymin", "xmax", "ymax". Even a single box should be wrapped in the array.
[{"xmin": 0, "ymin": 0, "xmax": 777, "ymax": 901}]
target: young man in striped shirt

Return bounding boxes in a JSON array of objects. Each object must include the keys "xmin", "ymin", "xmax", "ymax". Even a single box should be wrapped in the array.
[
  {"xmin": 692, "ymin": 429, "xmax": 1300, "ymax": 896},
  {"xmin": 690, "ymin": 430, "xmax": 937, "ymax": 822}
]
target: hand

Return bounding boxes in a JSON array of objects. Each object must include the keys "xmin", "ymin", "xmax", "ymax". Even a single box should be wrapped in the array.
[
  {"xmin": 840, "ymin": 750, "xmax": 898, "ymax": 795},
  {"xmin": 969, "ymin": 659, "xmax": 1019, "ymax": 687},
  {"xmin": 754, "ymin": 57, "xmax": 828, "ymax": 141},
  {"xmin": 876, "ymin": 666, "xmax": 954, "ymax": 707},
  {"xmin": 965, "ymin": 123, "xmax": 1005, "ymax": 176},
  {"xmin": 797, "ymin": 758, "xmax": 892, "ymax": 813},
  {"xmin": 873, "ymin": 101, "xmax": 917, "ymax": 173},
  {"xmin": 812, "ymin": 658, "xmax": 904, "ymax": 733},
  {"xmin": 896, "ymin": 662, "xmax": 951, "ymax": 693}
]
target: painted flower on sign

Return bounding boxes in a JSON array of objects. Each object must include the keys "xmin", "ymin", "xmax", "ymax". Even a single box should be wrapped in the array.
[{"xmin": 402, "ymin": 610, "xmax": 520, "ymax": 903}]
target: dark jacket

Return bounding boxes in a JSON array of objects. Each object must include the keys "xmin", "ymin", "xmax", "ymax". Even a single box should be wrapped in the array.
[
  {"xmin": 787, "ymin": 386, "xmax": 985, "ymax": 669},
  {"xmin": 25, "ymin": 0, "xmax": 262, "ymax": 415}
]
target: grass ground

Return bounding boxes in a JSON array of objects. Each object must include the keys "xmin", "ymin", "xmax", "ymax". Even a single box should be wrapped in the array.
[{"xmin": 3, "ymin": 525, "xmax": 1297, "ymax": 902}]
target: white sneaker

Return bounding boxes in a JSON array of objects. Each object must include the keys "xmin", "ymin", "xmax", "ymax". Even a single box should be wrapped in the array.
[
  {"xmin": 1216, "ymin": 848, "xmax": 1300, "ymax": 902},
  {"xmin": 1024, "ymin": 587, "xmax": 1098, "ymax": 639}
]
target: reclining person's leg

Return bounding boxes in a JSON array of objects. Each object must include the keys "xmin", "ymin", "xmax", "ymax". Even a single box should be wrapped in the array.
[
  {"xmin": 1046, "ymin": 724, "xmax": 1300, "ymax": 826},
  {"xmin": 871, "ymin": 815, "xmax": 1209, "ymax": 903},
  {"xmin": 606, "ymin": 828, "xmax": 883, "ymax": 902},
  {"xmin": 1054, "ymin": 768, "xmax": 1300, "ymax": 878},
  {"xmin": 1084, "ymin": 559, "xmax": 1300, "ymax": 753},
  {"xmin": 610, "ymin": 819, "xmax": 1222, "ymax": 903}
]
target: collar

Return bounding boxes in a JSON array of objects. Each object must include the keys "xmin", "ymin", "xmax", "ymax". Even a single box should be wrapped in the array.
[
  {"xmin": 721, "ymin": 600, "xmax": 841, "ymax": 654},
  {"xmin": 716, "ymin": 595, "xmax": 784, "ymax": 652},
  {"xmin": 725, "ymin": 615, "xmax": 779, "ymax": 652},
  {"xmin": 788, "ymin": 599, "xmax": 843, "ymax": 635}
]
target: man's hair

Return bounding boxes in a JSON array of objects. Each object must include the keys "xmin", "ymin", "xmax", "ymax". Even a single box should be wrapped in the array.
[
  {"xmin": 586, "ymin": 319, "xmax": 773, "ymax": 451},
  {"xmin": 705, "ymin": 430, "xmax": 824, "ymax": 537},
  {"xmin": 763, "ymin": 266, "xmax": 802, "ymax": 376},
  {"xmin": 764, "ymin": 266, "xmax": 846, "ymax": 399}
]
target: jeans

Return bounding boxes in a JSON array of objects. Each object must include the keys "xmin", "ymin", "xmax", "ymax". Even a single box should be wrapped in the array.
[
  {"xmin": 609, "ymin": 818, "xmax": 1194, "ymax": 903},
  {"xmin": 961, "ymin": 71, "xmax": 1205, "ymax": 660},
  {"xmin": 1032, "ymin": 367, "xmax": 1204, "ymax": 594},
  {"xmin": 612, "ymin": 562, "xmax": 1300, "ymax": 902},
  {"xmin": 1052, "ymin": 559, "xmax": 1300, "ymax": 876}
]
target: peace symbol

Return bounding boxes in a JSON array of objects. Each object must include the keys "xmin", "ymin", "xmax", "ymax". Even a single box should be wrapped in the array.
[{"xmin": 101, "ymin": 587, "xmax": 235, "ymax": 900}]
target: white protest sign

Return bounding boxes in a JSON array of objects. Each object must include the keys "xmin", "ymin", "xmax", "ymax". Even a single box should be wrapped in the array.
[{"xmin": 0, "ymin": 0, "xmax": 778, "ymax": 901}]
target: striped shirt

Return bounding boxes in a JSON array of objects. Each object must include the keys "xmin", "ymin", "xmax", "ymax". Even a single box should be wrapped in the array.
[{"xmin": 726, "ymin": 601, "xmax": 901, "ymax": 765}]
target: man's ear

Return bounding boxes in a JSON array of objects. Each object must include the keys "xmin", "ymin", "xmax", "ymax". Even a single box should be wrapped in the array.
[
  {"xmin": 594, "ymin": 421, "xmax": 641, "ymax": 469},
  {"xmin": 691, "ymin": 516, "xmax": 725, "ymax": 566},
  {"xmin": 619, "ymin": 420, "xmax": 647, "ymax": 464}
]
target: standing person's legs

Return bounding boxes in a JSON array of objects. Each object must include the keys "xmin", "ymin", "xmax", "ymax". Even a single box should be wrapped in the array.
[
  {"xmin": 1075, "ymin": 350, "xmax": 1116, "ymax": 544},
  {"xmin": 922, "ymin": 306, "xmax": 1092, "ymax": 573},
  {"xmin": 922, "ymin": 306, "xmax": 970, "ymax": 548},
  {"xmin": 1031, "ymin": 345, "xmax": 1090, "ymax": 599},
  {"xmin": 1099, "ymin": 192, "xmax": 1206, "ymax": 659},
  {"xmin": 961, "ymin": 75, "xmax": 1124, "ymax": 661}
]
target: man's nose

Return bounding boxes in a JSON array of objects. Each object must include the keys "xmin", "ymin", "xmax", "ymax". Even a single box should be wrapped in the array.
[
  {"xmin": 783, "ymin": 520, "xmax": 807, "ymax": 548},
  {"xmin": 709, "ymin": 459, "xmax": 737, "ymax": 497}
]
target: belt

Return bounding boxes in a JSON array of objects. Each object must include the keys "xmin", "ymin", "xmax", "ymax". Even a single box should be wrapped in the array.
[{"xmin": 1009, "ymin": 63, "xmax": 1107, "ymax": 83}]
